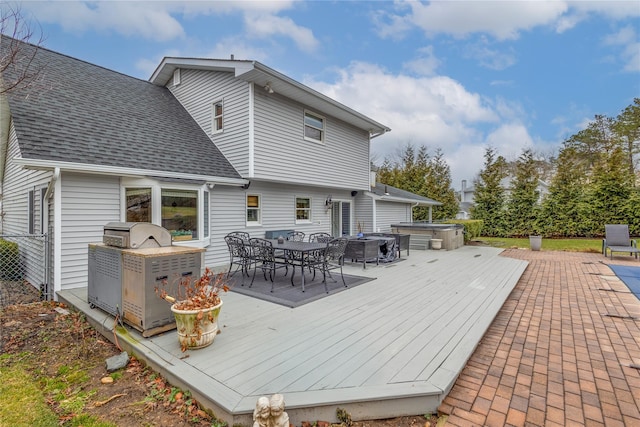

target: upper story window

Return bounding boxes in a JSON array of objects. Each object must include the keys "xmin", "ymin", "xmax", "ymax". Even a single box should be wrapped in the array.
[
  {"xmin": 304, "ymin": 110, "xmax": 324, "ymax": 143},
  {"xmin": 247, "ymin": 194, "xmax": 261, "ymax": 225},
  {"xmin": 124, "ymin": 180, "xmax": 209, "ymax": 244},
  {"xmin": 295, "ymin": 197, "xmax": 311, "ymax": 223},
  {"xmin": 212, "ymin": 100, "xmax": 224, "ymax": 134}
]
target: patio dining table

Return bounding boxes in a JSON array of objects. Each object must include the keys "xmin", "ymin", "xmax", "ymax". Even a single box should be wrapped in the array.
[{"xmin": 269, "ymin": 239, "xmax": 327, "ymax": 292}]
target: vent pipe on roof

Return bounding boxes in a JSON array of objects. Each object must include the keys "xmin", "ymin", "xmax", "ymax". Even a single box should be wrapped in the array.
[{"xmin": 230, "ymin": 54, "xmax": 234, "ymax": 60}]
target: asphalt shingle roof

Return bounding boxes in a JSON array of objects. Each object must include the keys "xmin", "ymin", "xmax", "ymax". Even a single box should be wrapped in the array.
[{"xmin": 1, "ymin": 37, "xmax": 241, "ymax": 180}]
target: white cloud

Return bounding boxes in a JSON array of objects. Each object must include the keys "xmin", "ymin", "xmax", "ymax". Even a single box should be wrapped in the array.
[
  {"xmin": 603, "ymin": 26, "xmax": 640, "ymax": 72},
  {"xmin": 23, "ymin": 1, "xmax": 185, "ymax": 41},
  {"xmin": 376, "ymin": 0, "xmax": 569, "ymax": 41},
  {"xmin": 402, "ymin": 45, "xmax": 441, "ymax": 76},
  {"xmin": 375, "ymin": 1, "xmax": 639, "ymax": 42},
  {"xmin": 22, "ymin": 1, "xmax": 317, "ymax": 53},
  {"xmin": 463, "ymin": 38, "xmax": 517, "ymax": 70},
  {"xmin": 485, "ymin": 123, "xmax": 534, "ymax": 160},
  {"xmin": 243, "ymin": 13, "xmax": 318, "ymax": 52}
]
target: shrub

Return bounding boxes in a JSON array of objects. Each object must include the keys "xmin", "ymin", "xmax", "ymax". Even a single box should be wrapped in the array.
[
  {"xmin": 444, "ymin": 220, "xmax": 483, "ymax": 242},
  {"xmin": 0, "ymin": 239, "xmax": 22, "ymax": 280}
]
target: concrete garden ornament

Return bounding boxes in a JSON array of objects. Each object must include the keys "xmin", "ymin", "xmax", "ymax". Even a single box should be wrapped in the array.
[{"xmin": 253, "ymin": 394, "xmax": 290, "ymax": 427}]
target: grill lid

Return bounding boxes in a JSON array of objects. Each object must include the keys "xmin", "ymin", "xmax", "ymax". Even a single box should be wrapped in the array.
[{"xmin": 103, "ymin": 222, "xmax": 172, "ymax": 248}]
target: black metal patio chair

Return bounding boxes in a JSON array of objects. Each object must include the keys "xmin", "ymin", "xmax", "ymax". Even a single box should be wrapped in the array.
[
  {"xmin": 308, "ymin": 232, "xmax": 332, "ymax": 243},
  {"xmin": 249, "ymin": 238, "xmax": 290, "ymax": 292},
  {"xmin": 224, "ymin": 235, "xmax": 254, "ymax": 285},
  {"xmin": 310, "ymin": 237, "xmax": 349, "ymax": 293}
]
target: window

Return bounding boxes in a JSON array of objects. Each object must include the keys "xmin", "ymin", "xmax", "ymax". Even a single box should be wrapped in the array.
[
  {"xmin": 123, "ymin": 181, "xmax": 209, "ymax": 244},
  {"xmin": 126, "ymin": 188, "xmax": 152, "ymax": 222},
  {"xmin": 247, "ymin": 194, "xmax": 261, "ymax": 225},
  {"xmin": 295, "ymin": 197, "xmax": 311, "ymax": 222},
  {"xmin": 162, "ymin": 189, "xmax": 198, "ymax": 240},
  {"xmin": 27, "ymin": 190, "xmax": 35, "ymax": 234},
  {"xmin": 304, "ymin": 110, "xmax": 324, "ymax": 143},
  {"xmin": 203, "ymin": 191, "xmax": 209, "ymax": 238},
  {"xmin": 212, "ymin": 100, "xmax": 224, "ymax": 134}
]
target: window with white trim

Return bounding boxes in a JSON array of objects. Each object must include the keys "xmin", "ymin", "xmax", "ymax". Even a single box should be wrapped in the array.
[
  {"xmin": 295, "ymin": 197, "xmax": 311, "ymax": 223},
  {"xmin": 304, "ymin": 110, "xmax": 324, "ymax": 143},
  {"xmin": 162, "ymin": 189, "xmax": 198, "ymax": 241},
  {"xmin": 125, "ymin": 188, "xmax": 152, "ymax": 222},
  {"xmin": 212, "ymin": 100, "xmax": 224, "ymax": 134},
  {"xmin": 123, "ymin": 180, "xmax": 210, "ymax": 243},
  {"xmin": 247, "ymin": 194, "xmax": 261, "ymax": 225}
]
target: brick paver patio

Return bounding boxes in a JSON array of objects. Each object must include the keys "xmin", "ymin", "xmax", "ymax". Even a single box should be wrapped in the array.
[{"xmin": 438, "ymin": 249, "xmax": 640, "ymax": 427}]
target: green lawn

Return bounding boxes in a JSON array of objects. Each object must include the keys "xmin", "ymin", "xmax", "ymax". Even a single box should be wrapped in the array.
[{"xmin": 471, "ymin": 237, "xmax": 603, "ymax": 253}]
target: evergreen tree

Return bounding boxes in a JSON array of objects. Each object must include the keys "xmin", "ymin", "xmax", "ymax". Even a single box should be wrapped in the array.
[
  {"xmin": 586, "ymin": 146, "xmax": 634, "ymax": 235},
  {"xmin": 540, "ymin": 146, "xmax": 589, "ymax": 237},
  {"xmin": 612, "ymin": 98, "xmax": 640, "ymax": 183},
  {"xmin": 377, "ymin": 143, "xmax": 458, "ymax": 222},
  {"xmin": 471, "ymin": 147, "xmax": 508, "ymax": 236},
  {"xmin": 422, "ymin": 148, "xmax": 459, "ymax": 221},
  {"xmin": 505, "ymin": 149, "xmax": 540, "ymax": 237}
]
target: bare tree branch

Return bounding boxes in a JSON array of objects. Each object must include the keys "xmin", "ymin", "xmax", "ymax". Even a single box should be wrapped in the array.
[{"xmin": 1, "ymin": 3, "xmax": 46, "ymax": 95}]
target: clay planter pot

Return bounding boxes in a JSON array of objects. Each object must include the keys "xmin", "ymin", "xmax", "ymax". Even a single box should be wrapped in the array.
[{"xmin": 171, "ymin": 301, "xmax": 223, "ymax": 351}]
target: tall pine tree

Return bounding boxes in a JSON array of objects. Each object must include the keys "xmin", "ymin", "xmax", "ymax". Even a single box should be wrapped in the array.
[
  {"xmin": 540, "ymin": 145, "xmax": 590, "ymax": 237},
  {"xmin": 471, "ymin": 147, "xmax": 508, "ymax": 237},
  {"xmin": 505, "ymin": 149, "xmax": 541, "ymax": 237}
]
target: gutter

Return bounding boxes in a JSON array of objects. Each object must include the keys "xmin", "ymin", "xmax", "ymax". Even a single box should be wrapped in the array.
[
  {"xmin": 12, "ymin": 158, "xmax": 249, "ymax": 187},
  {"xmin": 44, "ymin": 167, "xmax": 60, "ymax": 200}
]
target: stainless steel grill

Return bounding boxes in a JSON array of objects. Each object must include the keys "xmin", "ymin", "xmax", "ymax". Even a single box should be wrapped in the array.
[{"xmin": 102, "ymin": 222, "xmax": 172, "ymax": 249}]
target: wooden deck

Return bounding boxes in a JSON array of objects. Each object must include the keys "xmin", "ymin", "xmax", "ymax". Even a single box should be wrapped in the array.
[{"xmin": 58, "ymin": 245, "xmax": 528, "ymax": 425}]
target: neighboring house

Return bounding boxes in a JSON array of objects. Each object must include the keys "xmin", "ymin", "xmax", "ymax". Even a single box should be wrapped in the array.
[
  {"xmin": 455, "ymin": 178, "xmax": 549, "ymax": 219},
  {"xmin": 0, "ymin": 37, "xmax": 440, "ymax": 296}
]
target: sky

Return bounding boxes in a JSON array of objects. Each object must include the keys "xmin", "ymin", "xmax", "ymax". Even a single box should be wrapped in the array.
[{"xmin": 5, "ymin": 0, "xmax": 640, "ymax": 189}]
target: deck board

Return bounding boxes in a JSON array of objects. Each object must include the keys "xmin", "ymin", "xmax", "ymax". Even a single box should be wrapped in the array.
[{"xmin": 58, "ymin": 245, "xmax": 528, "ymax": 426}]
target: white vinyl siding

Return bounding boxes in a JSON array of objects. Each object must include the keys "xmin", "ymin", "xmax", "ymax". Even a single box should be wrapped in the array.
[
  {"xmin": 253, "ymin": 90, "xmax": 370, "ymax": 189},
  {"xmin": 1, "ymin": 123, "xmax": 51, "ymax": 235},
  {"xmin": 353, "ymin": 196, "xmax": 374, "ymax": 234},
  {"xmin": 60, "ymin": 173, "xmax": 121, "ymax": 290},
  {"xmin": 168, "ymin": 69, "xmax": 251, "ymax": 175},
  {"xmin": 206, "ymin": 183, "xmax": 345, "ymax": 269},
  {"xmin": 1, "ymin": 124, "xmax": 52, "ymax": 292},
  {"xmin": 375, "ymin": 201, "xmax": 413, "ymax": 233}
]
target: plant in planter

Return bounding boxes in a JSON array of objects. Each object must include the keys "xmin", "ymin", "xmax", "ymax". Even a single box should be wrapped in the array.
[{"xmin": 157, "ymin": 267, "xmax": 229, "ymax": 352}]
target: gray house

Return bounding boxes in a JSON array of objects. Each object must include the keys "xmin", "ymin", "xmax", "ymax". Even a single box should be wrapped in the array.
[{"xmin": 0, "ymin": 37, "xmax": 440, "ymax": 296}]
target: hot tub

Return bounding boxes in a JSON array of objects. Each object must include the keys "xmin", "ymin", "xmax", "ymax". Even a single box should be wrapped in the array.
[{"xmin": 391, "ymin": 222, "xmax": 464, "ymax": 250}]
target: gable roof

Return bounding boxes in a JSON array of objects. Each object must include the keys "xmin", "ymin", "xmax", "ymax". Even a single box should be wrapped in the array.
[
  {"xmin": 0, "ymin": 36, "xmax": 243, "ymax": 184},
  {"xmin": 150, "ymin": 58, "xmax": 391, "ymax": 138},
  {"xmin": 368, "ymin": 182, "xmax": 442, "ymax": 206}
]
